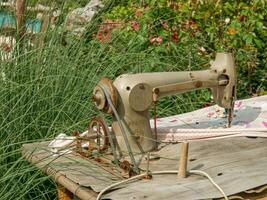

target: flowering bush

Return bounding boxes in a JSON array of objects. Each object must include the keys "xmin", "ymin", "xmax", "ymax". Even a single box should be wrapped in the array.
[{"xmin": 93, "ymin": 0, "xmax": 266, "ymax": 98}]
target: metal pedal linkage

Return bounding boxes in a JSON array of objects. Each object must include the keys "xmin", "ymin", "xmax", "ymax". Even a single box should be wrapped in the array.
[{"xmin": 99, "ymin": 84, "xmax": 140, "ymax": 174}]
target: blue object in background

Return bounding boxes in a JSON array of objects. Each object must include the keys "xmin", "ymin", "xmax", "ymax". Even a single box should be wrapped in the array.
[
  {"xmin": 0, "ymin": 11, "xmax": 41, "ymax": 33},
  {"xmin": 0, "ymin": 11, "xmax": 16, "ymax": 27},
  {"xmin": 26, "ymin": 19, "xmax": 41, "ymax": 33}
]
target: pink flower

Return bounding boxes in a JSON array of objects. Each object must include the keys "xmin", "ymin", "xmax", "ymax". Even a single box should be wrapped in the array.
[
  {"xmin": 130, "ymin": 21, "xmax": 140, "ymax": 31},
  {"xmin": 150, "ymin": 36, "xmax": 163, "ymax": 44},
  {"xmin": 156, "ymin": 36, "xmax": 163, "ymax": 43}
]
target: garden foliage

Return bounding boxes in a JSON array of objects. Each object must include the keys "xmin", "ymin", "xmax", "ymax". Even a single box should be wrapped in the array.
[{"xmin": 95, "ymin": 0, "xmax": 266, "ymax": 97}]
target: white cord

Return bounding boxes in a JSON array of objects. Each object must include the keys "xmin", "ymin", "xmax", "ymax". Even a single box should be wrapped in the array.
[
  {"xmin": 96, "ymin": 170, "xmax": 228, "ymax": 200},
  {"xmin": 96, "ymin": 173, "xmax": 147, "ymax": 200},
  {"xmin": 189, "ymin": 170, "xmax": 229, "ymax": 200}
]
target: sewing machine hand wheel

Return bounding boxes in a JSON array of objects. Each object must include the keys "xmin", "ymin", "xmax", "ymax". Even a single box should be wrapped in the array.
[{"xmin": 88, "ymin": 117, "xmax": 109, "ymax": 153}]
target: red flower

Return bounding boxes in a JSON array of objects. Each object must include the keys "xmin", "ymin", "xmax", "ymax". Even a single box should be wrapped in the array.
[
  {"xmin": 97, "ymin": 19, "xmax": 123, "ymax": 43},
  {"xmin": 172, "ymin": 31, "xmax": 178, "ymax": 42},
  {"xmin": 97, "ymin": 32, "xmax": 103, "ymax": 41},
  {"xmin": 97, "ymin": 30, "xmax": 111, "ymax": 43}
]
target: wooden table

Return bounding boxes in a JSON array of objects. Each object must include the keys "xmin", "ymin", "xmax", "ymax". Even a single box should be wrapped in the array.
[
  {"xmin": 22, "ymin": 96, "xmax": 267, "ymax": 199},
  {"xmin": 22, "ymin": 137, "xmax": 267, "ymax": 200}
]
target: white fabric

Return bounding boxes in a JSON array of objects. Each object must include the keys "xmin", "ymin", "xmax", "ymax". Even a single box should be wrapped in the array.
[
  {"xmin": 48, "ymin": 133, "xmax": 76, "ymax": 154},
  {"xmin": 151, "ymin": 95, "xmax": 267, "ymax": 142}
]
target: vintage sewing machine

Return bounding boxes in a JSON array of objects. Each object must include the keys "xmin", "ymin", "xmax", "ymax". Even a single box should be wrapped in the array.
[{"xmin": 79, "ymin": 52, "xmax": 236, "ymax": 174}]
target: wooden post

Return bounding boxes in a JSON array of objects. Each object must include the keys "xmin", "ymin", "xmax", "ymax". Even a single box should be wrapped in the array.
[
  {"xmin": 57, "ymin": 185, "xmax": 73, "ymax": 200},
  {"xmin": 16, "ymin": 0, "xmax": 26, "ymax": 42},
  {"xmin": 38, "ymin": 13, "xmax": 50, "ymax": 47},
  {"xmin": 178, "ymin": 142, "xmax": 189, "ymax": 178}
]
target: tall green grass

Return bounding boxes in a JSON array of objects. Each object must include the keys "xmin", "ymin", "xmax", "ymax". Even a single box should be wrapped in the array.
[
  {"xmin": 0, "ymin": 30, "xmax": 212, "ymax": 199},
  {"xmin": 0, "ymin": 6, "xmax": 216, "ymax": 199}
]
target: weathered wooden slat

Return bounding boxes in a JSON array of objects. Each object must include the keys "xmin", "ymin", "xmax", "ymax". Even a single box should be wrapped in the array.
[
  {"xmin": 22, "ymin": 142, "xmax": 124, "ymax": 193},
  {"xmin": 105, "ymin": 137, "xmax": 267, "ymax": 199}
]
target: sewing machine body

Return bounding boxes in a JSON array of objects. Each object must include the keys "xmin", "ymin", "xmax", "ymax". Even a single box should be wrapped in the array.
[{"xmin": 92, "ymin": 52, "xmax": 236, "ymax": 154}]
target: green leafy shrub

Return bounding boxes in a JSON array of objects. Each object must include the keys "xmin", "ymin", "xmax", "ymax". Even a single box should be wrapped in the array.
[{"xmin": 93, "ymin": 0, "xmax": 266, "ymax": 98}]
